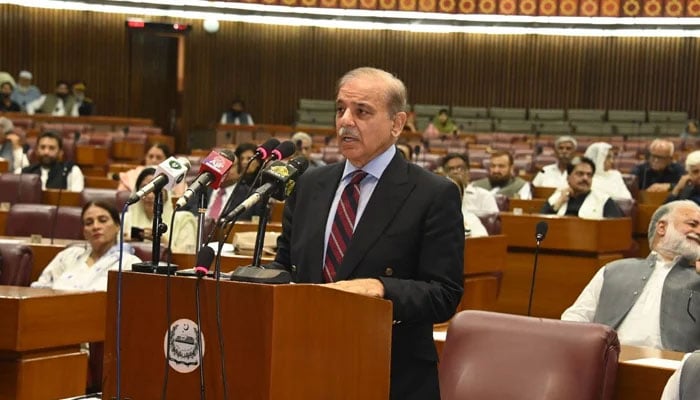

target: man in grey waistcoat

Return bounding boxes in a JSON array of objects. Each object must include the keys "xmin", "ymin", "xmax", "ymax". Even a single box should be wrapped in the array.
[
  {"xmin": 561, "ymin": 200, "xmax": 700, "ymax": 352},
  {"xmin": 661, "ymin": 351, "xmax": 700, "ymax": 400}
]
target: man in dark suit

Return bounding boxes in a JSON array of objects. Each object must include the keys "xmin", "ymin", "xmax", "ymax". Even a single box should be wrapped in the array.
[{"xmin": 274, "ymin": 67, "xmax": 464, "ymax": 400}]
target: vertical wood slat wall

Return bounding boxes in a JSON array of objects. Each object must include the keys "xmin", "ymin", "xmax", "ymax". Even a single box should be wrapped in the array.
[{"xmin": 2, "ymin": 4, "xmax": 699, "ymax": 146}]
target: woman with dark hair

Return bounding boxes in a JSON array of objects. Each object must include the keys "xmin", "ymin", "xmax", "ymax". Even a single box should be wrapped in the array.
[
  {"xmin": 117, "ymin": 143, "xmax": 186, "ymax": 196},
  {"xmin": 123, "ymin": 167, "xmax": 197, "ymax": 253},
  {"xmin": 31, "ymin": 201, "xmax": 142, "ymax": 291}
]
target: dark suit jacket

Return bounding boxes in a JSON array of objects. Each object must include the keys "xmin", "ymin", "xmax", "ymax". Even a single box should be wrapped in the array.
[{"xmin": 275, "ymin": 152, "xmax": 464, "ymax": 400}]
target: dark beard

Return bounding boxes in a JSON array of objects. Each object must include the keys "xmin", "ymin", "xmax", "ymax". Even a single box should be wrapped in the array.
[
  {"xmin": 57, "ymin": 93, "xmax": 68, "ymax": 100},
  {"xmin": 39, "ymin": 156, "xmax": 57, "ymax": 168},
  {"xmin": 488, "ymin": 176, "xmax": 510, "ymax": 187}
]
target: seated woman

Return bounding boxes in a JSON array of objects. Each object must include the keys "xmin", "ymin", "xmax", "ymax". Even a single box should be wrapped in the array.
[
  {"xmin": 123, "ymin": 167, "xmax": 197, "ymax": 253},
  {"xmin": 117, "ymin": 143, "xmax": 186, "ymax": 197},
  {"xmin": 31, "ymin": 201, "xmax": 142, "ymax": 291},
  {"xmin": 584, "ymin": 142, "xmax": 632, "ymax": 200}
]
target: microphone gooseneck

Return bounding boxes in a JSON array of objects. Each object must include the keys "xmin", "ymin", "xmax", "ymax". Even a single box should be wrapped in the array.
[{"xmin": 528, "ymin": 221, "xmax": 548, "ymax": 316}]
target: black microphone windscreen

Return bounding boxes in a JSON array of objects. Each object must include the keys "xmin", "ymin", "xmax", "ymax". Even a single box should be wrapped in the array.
[
  {"xmin": 414, "ymin": 145, "xmax": 421, "ymax": 155},
  {"xmin": 274, "ymin": 141, "xmax": 297, "ymax": 159},
  {"xmin": 535, "ymin": 221, "xmax": 548, "ymax": 241},
  {"xmin": 259, "ymin": 138, "xmax": 280, "ymax": 152},
  {"xmin": 196, "ymin": 246, "xmax": 216, "ymax": 268},
  {"xmin": 289, "ymin": 156, "xmax": 309, "ymax": 174}
]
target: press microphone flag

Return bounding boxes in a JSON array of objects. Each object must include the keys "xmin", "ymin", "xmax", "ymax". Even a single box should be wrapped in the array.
[
  {"xmin": 175, "ymin": 151, "xmax": 235, "ymax": 209},
  {"xmin": 127, "ymin": 157, "xmax": 191, "ymax": 205}
]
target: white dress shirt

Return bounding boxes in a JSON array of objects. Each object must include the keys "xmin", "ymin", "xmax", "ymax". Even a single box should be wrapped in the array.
[
  {"xmin": 463, "ymin": 183, "xmax": 500, "ymax": 215},
  {"xmin": 26, "ymin": 95, "xmax": 80, "ymax": 116},
  {"xmin": 485, "ymin": 181, "xmax": 532, "ymax": 200},
  {"xmin": 532, "ymin": 163, "xmax": 568, "ymax": 188},
  {"xmin": 39, "ymin": 165, "xmax": 85, "ymax": 192},
  {"xmin": 592, "ymin": 170, "xmax": 633, "ymax": 200},
  {"xmin": 561, "ymin": 252, "xmax": 674, "ymax": 349}
]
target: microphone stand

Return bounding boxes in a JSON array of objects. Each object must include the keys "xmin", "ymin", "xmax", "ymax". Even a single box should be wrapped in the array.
[
  {"xmin": 527, "ymin": 235, "xmax": 544, "ymax": 316},
  {"xmin": 196, "ymin": 191, "xmax": 207, "ymax": 251},
  {"xmin": 251, "ymin": 197, "xmax": 272, "ymax": 268},
  {"xmin": 229, "ymin": 194, "xmax": 290, "ymax": 284},
  {"xmin": 132, "ymin": 191, "xmax": 177, "ymax": 274}
]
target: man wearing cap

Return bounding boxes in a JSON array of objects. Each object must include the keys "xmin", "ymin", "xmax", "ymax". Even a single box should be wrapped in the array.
[
  {"xmin": 10, "ymin": 70, "xmax": 42, "ymax": 112},
  {"xmin": 26, "ymin": 80, "xmax": 78, "ymax": 116},
  {"xmin": 532, "ymin": 135, "xmax": 577, "ymax": 188},
  {"xmin": 72, "ymin": 81, "xmax": 95, "ymax": 116}
]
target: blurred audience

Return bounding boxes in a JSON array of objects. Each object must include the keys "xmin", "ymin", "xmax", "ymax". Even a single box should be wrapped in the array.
[
  {"xmin": 117, "ymin": 143, "xmax": 185, "ymax": 196},
  {"xmin": 73, "ymin": 81, "xmax": 95, "ymax": 116},
  {"xmin": 442, "ymin": 153, "xmax": 499, "ymax": 215},
  {"xmin": 632, "ymin": 139, "xmax": 684, "ymax": 192},
  {"xmin": 666, "ymin": 150, "xmax": 700, "ymax": 205},
  {"xmin": 0, "ymin": 81, "xmax": 21, "ymax": 112},
  {"xmin": 123, "ymin": 167, "xmax": 197, "ymax": 253},
  {"xmin": 220, "ymin": 99, "xmax": 254, "ymax": 125},
  {"xmin": 0, "ymin": 117, "xmax": 29, "ymax": 173},
  {"xmin": 541, "ymin": 156, "xmax": 623, "ymax": 218},
  {"xmin": 291, "ymin": 131, "xmax": 326, "ymax": 169},
  {"xmin": 424, "ymin": 108, "xmax": 457, "ymax": 139},
  {"xmin": 31, "ymin": 201, "xmax": 142, "ymax": 291},
  {"xmin": 10, "ymin": 70, "xmax": 41, "ymax": 111},
  {"xmin": 532, "ymin": 135, "xmax": 577, "ymax": 188},
  {"xmin": 584, "ymin": 142, "xmax": 632, "ymax": 200},
  {"xmin": 22, "ymin": 131, "xmax": 84, "ymax": 191},
  {"xmin": 27, "ymin": 80, "xmax": 78, "ymax": 116},
  {"xmin": 447, "ymin": 175, "xmax": 488, "ymax": 237},
  {"xmin": 473, "ymin": 151, "xmax": 532, "ymax": 199}
]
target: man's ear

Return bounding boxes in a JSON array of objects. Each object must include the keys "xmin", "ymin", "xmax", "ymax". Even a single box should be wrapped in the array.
[
  {"xmin": 58, "ymin": 149, "xmax": 65, "ymax": 162},
  {"xmin": 657, "ymin": 220, "xmax": 668, "ymax": 238},
  {"xmin": 391, "ymin": 112, "xmax": 407, "ymax": 138}
]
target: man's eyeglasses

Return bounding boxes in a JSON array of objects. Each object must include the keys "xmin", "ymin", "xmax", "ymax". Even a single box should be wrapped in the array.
[
  {"xmin": 446, "ymin": 165, "xmax": 467, "ymax": 172},
  {"xmin": 649, "ymin": 154, "xmax": 672, "ymax": 161}
]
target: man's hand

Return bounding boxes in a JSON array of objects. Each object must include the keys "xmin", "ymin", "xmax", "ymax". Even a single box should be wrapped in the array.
[
  {"xmin": 552, "ymin": 187, "xmax": 571, "ymax": 211},
  {"xmin": 671, "ymin": 175, "xmax": 691, "ymax": 196},
  {"xmin": 322, "ymin": 278, "xmax": 385, "ymax": 298},
  {"xmin": 647, "ymin": 182, "xmax": 672, "ymax": 192}
]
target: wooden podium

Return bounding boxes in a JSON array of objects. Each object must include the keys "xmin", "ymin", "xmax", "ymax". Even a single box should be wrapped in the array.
[
  {"xmin": 461, "ymin": 235, "xmax": 507, "ymax": 312},
  {"xmin": 0, "ymin": 287, "xmax": 106, "ymax": 400},
  {"xmin": 495, "ymin": 213, "xmax": 632, "ymax": 318},
  {"xmin": 103, "ymin": 271, "xmax": 392, "ymax": 399}
]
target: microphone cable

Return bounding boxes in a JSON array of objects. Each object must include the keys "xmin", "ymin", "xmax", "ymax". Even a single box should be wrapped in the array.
[{"xmin": 115, "ymin": 203, "xmax": 130, "ymax": 399}]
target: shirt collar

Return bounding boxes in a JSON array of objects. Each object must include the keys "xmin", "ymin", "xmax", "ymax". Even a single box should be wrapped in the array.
[{"xmin": 341, "ymin": 145, "xmax": 396, "ymax": 182}]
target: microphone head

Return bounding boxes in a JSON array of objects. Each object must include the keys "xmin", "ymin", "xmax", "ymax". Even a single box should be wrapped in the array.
[
  {"xmin": 255, "ymin": 138, "xmax": 281, "ymax": 160},
  {"xmin": 154, "ymin": 156, "xmax": 191, "ymax": 190},
  {"xmin": 199, "ymin": 150, "xmax": 235, "ymax": 189},
  {"xmin": 194, "ymin": 246, "xmax": 216, "ymax": 277},
  {"xmin": 270, "ymin": 141, "xmax": 296, "ymax": 161},
  {"xmin": 535, "ymin": 221, "xmax": 548, "ymax": 242},
  {"xmin": 288, "ymin": 156, "xmax": 309, "ymax": 175}
]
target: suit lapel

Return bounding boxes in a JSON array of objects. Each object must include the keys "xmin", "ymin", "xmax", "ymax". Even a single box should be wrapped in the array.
[
  {"xmin": 305, "ymin": 164, "xmax": 344, "ymax": 282},
  {"xmin": 336, "ymin": 153, "xmax": 414, "ymax": 281}
]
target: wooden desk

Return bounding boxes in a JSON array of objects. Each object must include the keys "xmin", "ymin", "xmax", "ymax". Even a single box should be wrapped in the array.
[
  {"xmin": 85, "ymin": 176, "xmax": 119, "ymax": 189},
  {"xmin": 111, "ymin": 141, "xmax": 145, "ymax": 162},
  {"xmin": 532, "ymin": 186, "xmax": 555, "ymax": 199},
  {"xmin": 75, "ymin": 145, "xmax": 109, "ymax": 167},
  {"xmin": 0, "ymin": 287, "xmax": 105, "ymax": 400},
  {"xmin": 637, "ymin": 190, "xmax": 668, "ymax": 206},
  {"xmin": 0, "ymin": 112, "xmax": 153, "ymax": 129},
  {"xmin": 42, "ymin": 189, "xmax": 82, "ymax": 207},
  {"xmin": 510, "ymin": 198, "xmax": 546, "ymax": 214},
  {"xmin": 0, "ymin": 210, "xmax": 7, "ymax": 236},
  {"xmin": 635, "ymin": 203, "xmax": 658, "ymax": 257},
  {"xmin": 496, "ymin": 213, "xmax": 632, "ymax": 318},
  {"xmin": 461, "ymin": 235, "xmax": 507, "ymax": 312},
  {"xmin": 0, "ymin": 159, "xmax": 8, "ymax": 173}
]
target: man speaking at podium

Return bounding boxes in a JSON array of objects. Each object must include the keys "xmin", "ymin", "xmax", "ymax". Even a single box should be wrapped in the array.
[{"xmin": 273, "ymin": 67, "xmax": 464, "ymax": 400}]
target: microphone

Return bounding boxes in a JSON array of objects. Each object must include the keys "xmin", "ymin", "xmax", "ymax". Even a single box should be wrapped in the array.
[
  {"xmin": 127, "ymin": 157, "xmax": 191, "ymax": 205},
  {"xmin": 224, "ymin": 156, "xmax": 309, "ymax": 223},
  {"xmin": 175, "ymin": 151, "xmax": 235, "ymax": 209},
  {"xmin": 535, "ymin": 221, "xmax": 548, "ymax": 243},
  {"xmin": 413, "ymin": 145, "xmax": 421, "ymax": 162},
  {"xmin": 194, "ymin": 246, "xmax": 216, "ymax": 278},
  {"xmin": 253, "ymin": 138, "xmax": 280, "ymax": 161},
  {"xmin": 528, "ymin": 221, "xmax": 548, "ymax": 316},
  {"xmin": 268, "ymin": 141, "xmax": 296, "ymax": 162}
]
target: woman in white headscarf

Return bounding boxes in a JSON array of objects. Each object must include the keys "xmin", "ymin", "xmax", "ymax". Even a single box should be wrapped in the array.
[{"xmin": 583, "ymin": 142, "xmax": 632, "ymax": 200}]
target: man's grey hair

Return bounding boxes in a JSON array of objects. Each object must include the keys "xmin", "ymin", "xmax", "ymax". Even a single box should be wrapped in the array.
[
  {"xmin": 291, "ymin": 131, "xmax": 312, "ymax": 144},
  {"xmin": 648, "ymin": 200, "xmax": 700, "ymax": 242},
  {"xmin": 336, "ymin": 67, "xmax": 407, "ymax": 117},
  {"xmin": 0, "ymin": 117, "xmax": 13, "ymax": 134},
  {"xmin": 686, "ymin": 150, "xmax": 700, "ymax": 169},
  {"xmin": 649, "ymin": 139, "xmax": 674, "ymax": 156}
]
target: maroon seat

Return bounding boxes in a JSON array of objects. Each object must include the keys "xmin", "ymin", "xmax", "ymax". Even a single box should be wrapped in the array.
[
  {"xmin": 476, "ymin": 212, "xmax": 501, "ymax": 235},
  {"xmin": 129, "ymin": 241, "xmax": 170, "ymax": 262},
  {"xmin": 81, "ymin": 188, "xmax": 118, "ymax": 208},
  {"xmin": 6, "ymin": 204, "xmax": 83, "ymax": 240},
  {"xmin": 0, "ymin": 242, "xmax": 33, "ymax": 286},
  {"xmin": 116, "ymin": 190, "xmax": 131, "ymax": 211},
  {"xmin": 440, "ymin": 310, "xmax": 620, "ymax": 400},
  {"xmin": 0, "ymin": 173, "xmax": 42, "ymax": 204}
]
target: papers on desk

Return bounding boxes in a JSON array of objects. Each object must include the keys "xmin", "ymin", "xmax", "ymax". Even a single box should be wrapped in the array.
[
  {"xmin": 433, "ymin": 330, "xmax": 447, "ymax": 342},
  {"xmin": 0, "ymin": 238, "xmax": 26, "ymax": 245},
  {"xmin": 624, "ymin": 358, "xmax": 681, "ymax": 370},
  {"xmin": 206, "ymin": 242, "xmax": 236, "ymax": 254}
]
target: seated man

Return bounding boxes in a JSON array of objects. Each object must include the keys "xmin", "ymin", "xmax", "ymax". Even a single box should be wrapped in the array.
[
  {"xmin": 473, "ymin": 151, "xmax": 532, "ymax": 199},
  {"xmin": 562, "ymin": 200, "xmax": 700, "ymax": 352},
  {"xmin": 0, "ymin": 117, "xmax": 29, "ymax": 173},
  {"xmin": 532, "ymin": 135, "xmax": 577, "ymax": 188},
  {"xmin": 26, "ymin": 80, "xmax": 79, "ymax": 116},
  {"xmin": 666, "ymin": 150, "xmax": 700, "ymax": 206},
  {"xmin": 632, "ymin": 139, "xmax": 685, "ymax": 192},
  {"xmin": 22, "ymin": 131, "xmax": 84, "ymax": 191},
  {"xmin": 661, "ymin": 351, "xmax": 700, "ymax": 399},
  {"xmin": 541, "ymin": 156, "xmax": 623, "ymax": 218},
  {"xmin": 442, "ymin": 153, "xmax": 499, "ymax": 215}
]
